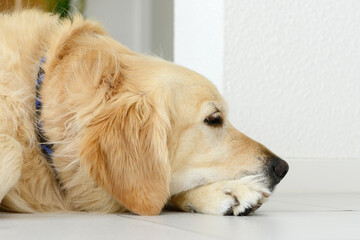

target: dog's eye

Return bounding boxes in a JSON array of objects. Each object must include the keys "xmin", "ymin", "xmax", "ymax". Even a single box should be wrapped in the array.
[{"xmin": 204, "ymin": 114, "xmax": 223, "ymax": 127}]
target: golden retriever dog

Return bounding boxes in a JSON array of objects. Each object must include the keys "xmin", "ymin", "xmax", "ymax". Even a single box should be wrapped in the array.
[{"xmin": 0, "ymin": 10, "xmax": 288, "ymax": 216}]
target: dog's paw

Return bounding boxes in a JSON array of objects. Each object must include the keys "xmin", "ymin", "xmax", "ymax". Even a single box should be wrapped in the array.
[
  {"xmin": 171, "ymin": 176, "xmax": 271, "ymax": 216},
  {"xmin": 221, "ymin": 179, "xmax": 270, "ymax": 216}
]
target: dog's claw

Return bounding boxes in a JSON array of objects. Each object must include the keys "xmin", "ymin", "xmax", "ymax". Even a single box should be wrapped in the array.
[{"xmin": 238, "ymin": 207, "xmax": 253, "ymax": 216}]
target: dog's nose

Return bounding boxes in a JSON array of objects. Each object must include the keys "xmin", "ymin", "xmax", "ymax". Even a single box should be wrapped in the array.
[{"xmin": 268, "ymin": 156, "xmax": 289, "ymax": 184}]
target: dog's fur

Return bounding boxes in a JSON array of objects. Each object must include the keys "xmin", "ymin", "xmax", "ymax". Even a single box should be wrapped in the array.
[{"xmin": 0, "ymin": 10, "xmax": 288, "ymax": 216}]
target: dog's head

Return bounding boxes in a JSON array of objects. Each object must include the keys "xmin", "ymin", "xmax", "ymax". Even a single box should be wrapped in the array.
[
  {"xmin": 79, "ymin": 55, "xmax": 288, "ymax": 215},
  {"xmin": 164, "ymin": 67, "xmax": 289, "ymax": 197},
  {"xmin": 47, "ymin": 18, "xmax": 288, "ymax": 215}
]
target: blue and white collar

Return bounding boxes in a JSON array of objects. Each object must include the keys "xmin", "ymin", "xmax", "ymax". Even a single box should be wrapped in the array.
[{"xmin": 36, "ymin": 57, "xmax": 57, "ymax": 173}]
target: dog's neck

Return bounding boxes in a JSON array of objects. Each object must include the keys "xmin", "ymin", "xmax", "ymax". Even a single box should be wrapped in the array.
[{"xmin": 35, "ymin": 56, "xmax": 58, "ymax": 176}]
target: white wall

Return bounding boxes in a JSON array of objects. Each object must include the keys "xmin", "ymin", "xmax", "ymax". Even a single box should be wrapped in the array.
[
  {"xmin": 223, "ymin": 0, "xmax": 360, "ymax": 193},
  {"xmin": 175, "ymin": 0, "xmax": 360, "ymax": 193},
  {"xmin": 174, "ymin": 0, "xmax": 223, "ymax": 92}
]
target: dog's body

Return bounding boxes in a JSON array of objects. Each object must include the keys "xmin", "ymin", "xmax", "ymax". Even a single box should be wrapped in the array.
[{"xmin": 0, "ymin": 10, "xmax": 288, "ymax": 215}]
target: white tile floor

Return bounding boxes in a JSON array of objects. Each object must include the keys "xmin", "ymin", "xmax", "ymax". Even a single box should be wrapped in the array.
[{"xmin": 1, "ymin": 193, "xmax": 359, "ymax": 240}]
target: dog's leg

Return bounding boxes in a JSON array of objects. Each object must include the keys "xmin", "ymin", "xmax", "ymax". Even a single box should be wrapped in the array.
[
  {"xmin": 171, "ymin": 177, "xmax": 271, "ymax": 216},
  {"xmin": 0, "ymin": 134, "xmax": 23, "ymax": 204}
]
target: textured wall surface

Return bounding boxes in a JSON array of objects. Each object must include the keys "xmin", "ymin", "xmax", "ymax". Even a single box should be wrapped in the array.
[{"xmin": 224, "ymin": 0, "xmax": 360, "ymax": 160}]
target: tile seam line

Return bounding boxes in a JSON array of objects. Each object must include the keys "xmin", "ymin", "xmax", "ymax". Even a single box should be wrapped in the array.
[{"xmin": 117, "ymin": 214, "xmax": 231, "ymax": 240}]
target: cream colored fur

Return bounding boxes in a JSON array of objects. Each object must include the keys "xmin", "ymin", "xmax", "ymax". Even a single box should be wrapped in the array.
[{"xmin": 0, "ymin": 10, "xmax": 285, "ymax": 216}]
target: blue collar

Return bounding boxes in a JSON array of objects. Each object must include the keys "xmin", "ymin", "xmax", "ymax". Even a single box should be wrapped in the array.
[{"xmin": 36, "ymin": 57, "xmax": 57, "ymax": 174}]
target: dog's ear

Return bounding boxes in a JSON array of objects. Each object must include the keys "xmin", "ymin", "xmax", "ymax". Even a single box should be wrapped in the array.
[
  {"xmin": 46, "ymin": 15, "xmax": 106, "ymax": 66},
  {"xmin": 80, "ymin": 94, "xmax": 171, "ymax": 215}
]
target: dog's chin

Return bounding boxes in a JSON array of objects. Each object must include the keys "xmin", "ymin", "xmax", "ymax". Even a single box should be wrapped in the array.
[
  {"xmin": 268, "ymin": 181, "xmax": 279, "ymax": 193},
  {"xmin": 264, "ymin": 171, "xmax": 287, "ymax": 193}
]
